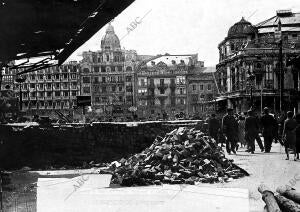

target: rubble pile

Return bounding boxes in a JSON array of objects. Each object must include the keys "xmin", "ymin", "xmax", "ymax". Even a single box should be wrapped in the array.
[{"xmin": 105, "ymin": 127, "xmax": 249, "ymax": 186}]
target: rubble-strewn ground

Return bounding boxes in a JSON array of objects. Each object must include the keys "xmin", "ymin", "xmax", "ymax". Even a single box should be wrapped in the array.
[{"xmin": 3, "ymin": 142, "xmax": 300, "ymax": 212}]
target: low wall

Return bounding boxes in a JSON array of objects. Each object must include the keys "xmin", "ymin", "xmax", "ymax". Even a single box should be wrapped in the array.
[{"xmin": 0, "ymin": 120, "xmax": 203, "ymax": 169}]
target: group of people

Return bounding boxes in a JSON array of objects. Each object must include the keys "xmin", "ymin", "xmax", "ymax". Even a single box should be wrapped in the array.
[{"xmin": 207, "ymin": 107, "xmax": 300, "ymax": 161}]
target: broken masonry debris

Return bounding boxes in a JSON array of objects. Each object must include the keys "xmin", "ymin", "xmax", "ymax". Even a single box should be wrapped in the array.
[{"xmin": 103, "ymin": 127, "xmax": 249, "ymax": 186}]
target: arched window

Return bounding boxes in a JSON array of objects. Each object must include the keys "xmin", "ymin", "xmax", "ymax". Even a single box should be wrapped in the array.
[
  {"xmin": 106, "ymin": 54, "xmax": 109, "ymax": 62},
  {"xmin": 126, "ymin": 66, "xmax": 132, "ymax": 72}
]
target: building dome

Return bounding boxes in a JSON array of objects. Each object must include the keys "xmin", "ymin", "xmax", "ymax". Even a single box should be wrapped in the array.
[
  {"xmin": 101, "ymin": 23, "xmax": 121, "ymax": 50},
  {"xmin": 227, "ymin": 17, "xmax": 256, "ymax": 39}
]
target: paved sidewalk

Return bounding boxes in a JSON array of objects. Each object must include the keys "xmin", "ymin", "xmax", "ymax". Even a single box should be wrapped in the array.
[{"xmin": 218, "ymin": 142, "xmax": 300, "ymax": 212}]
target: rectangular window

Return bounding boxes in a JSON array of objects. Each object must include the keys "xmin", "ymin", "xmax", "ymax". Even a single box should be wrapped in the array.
[
  {"xmin": 63, "ymin": 91, "xmax": 69, "ymax": 96},
  {"xmin": 83, "ymin": 77, "xmax": 90, "ymax": 83},
  {"xmin": 200, "ymin": 85, "xmax": 204, "ymax": 90},
  {"xmin": 207, "ymin": 84, "xmax": 212, "ymax": 91},
  {"xmin": 192, "ymin": 85, "xmax": 196, "ymax": 91},
  {"xmin": 140, "ymin": 78, "xmax": 147, "ymax": 86},
  {"xmin": 102, "ymin": 77, "xmax": 106, "ymax": 83},
  {"xmin": 126, "ymin": 86, "xmax": 133, "ymax": 92},
  {"xmin": 93, "ymin": 77, "xmax": 99, "ymax": 83},
  {"xmin": 83, "ymin": 87, "xmax": 90, "ymax": 93},
  {"xmin": 94, "ymin": 66, "xmax": 99, "ymax": 72},
  {"xmin": 72, "ymin": 91, "xmax": 77, "ymax": 96},
  {"xmin": 176, "ymin": 76, "xmax": 185, "ymax": 84},
  {"xmin": 55, "ymin": 91, "xmax": 60, "ymax": 96},
  {"xmin": 160, "ymin": 79, "xmax": 164, "ymax": 85},
  {"xmin": 30, "ymin": 84, "xmax": 35, "ymax": 89},
  {"xmin": 118, "ymin": 86, "xmax": 122, "ymax": 92},
  {"xmin": 126, "ymin": 76, "xmax": 132, "ymax": 82},
  {"xmin": 102, "ymin": 86, "xmax": 107, "ymax": 93}
]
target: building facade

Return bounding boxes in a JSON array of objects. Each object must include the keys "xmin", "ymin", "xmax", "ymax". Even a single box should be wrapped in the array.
[
  {"xmin": 1, "ymin": 62, "xmax": 81, "ymax": 118},
  {"xmin": 136, "ymin": 54, "xmax": 215, "ymax": 119},
  {"xmin": 187, "ymin": 67, "xmax": 217, "ymax": 116},
  {"xmin": 216, "ymin": 10, "xmax": 300, "ymax": 113},
  {"xmin": 80, "ymin": 24, "xmax": 138, "ymax": 120}
]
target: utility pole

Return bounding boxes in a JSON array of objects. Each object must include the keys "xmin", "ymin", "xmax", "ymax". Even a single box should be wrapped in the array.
[{"xmin": 277, "ymin": 20, "xmax": 284, "ymax": 112}]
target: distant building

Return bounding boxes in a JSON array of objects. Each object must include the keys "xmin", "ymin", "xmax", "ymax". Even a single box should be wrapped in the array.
[
  {"xmin": 216, "ymin": 10, "xmax": 300, "ymax": 113},
  {"xmin": 1, "ymin": 62, "xmax": 81, "ymax": 118},
  {"xmin": 80, "ymin": 23, "xmax": 139, "ymax": 120},
  {"xmin": 187, "ymin": 67, "xmax": 217, "ymax": 116},
  {"xmin": 136, "ymin": 54, "xmax": 215, "ymax": 119}
]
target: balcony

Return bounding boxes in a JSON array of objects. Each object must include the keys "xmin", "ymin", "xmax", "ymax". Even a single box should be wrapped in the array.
[
  {"xmin": 37, "ymin": 96, "xmax": 44, "ymax": 100},
  {"xmin": 45, "ymin": 96, "xmax": 52, "ymax": 100},
  {"xmin": 62, "ymin": 96, "xmax": 69, "ymax": 100},
  {"xmin": 45, "ymin": 87, "xmax": 52, "ymax": 91},
  {"xmin": 38, "ymin": 106, "xmax": 45, "ymax": 110},
  {"xmin": 45, "ymin": 78, "xmax": 53, "ymax": 82},
  {"xmin": 61, "ymin": 77, "xmax": 69, "ymax": 82},
  {"xmin": 63, "ymin": 105, "xmax": 70, "ymax": 109},
  {"xmin": 29, "ymin": 97, "xmax": 37, "ymax": 101},
  {"xmin": 55, "ymin": 105, "xmax": 61, "ymax": 109},
  {"xmin": 61, "ymin": 86, "xmax": 69, "ymax": 90},
  {"xmin": 53, "ymin": 96, "xmax": 62, "ymax": 100},
  {"xmin": 53, "ymin": 87, "xmax": 60, "ymax": 90},
  {"xmin": 157, "ymin": 84, "xmax": 168, "ymax": 90},
  {"xmin": 70, "ymin": 86, "xmax": 78, "ymax": 90},
  {"xmin": 46, "ymin": 106, "xmax": 54, "ymax": 110}
]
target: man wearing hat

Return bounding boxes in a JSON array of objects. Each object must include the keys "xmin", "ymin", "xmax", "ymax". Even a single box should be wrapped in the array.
[
  {"xmin": 222, "ymin": 108, "xmax": 238, "ymax": 154},
  {"xmin": 260, "ymin": 107, "xmax": 278, "ymax": 152}
]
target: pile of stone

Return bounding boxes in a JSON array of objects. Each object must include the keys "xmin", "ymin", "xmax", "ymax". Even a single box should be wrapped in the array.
[
  {"xmin": 258, "ymin": 185, "xmax": 300, "ymax": 212},
  {"xmin": 104, "ymin": 127, "xmax": 248, "ymax": 186}
]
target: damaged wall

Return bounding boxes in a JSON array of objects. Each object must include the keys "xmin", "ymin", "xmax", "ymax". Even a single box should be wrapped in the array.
[{"xmin": 0, "ymin": 121, "xmax": 202, "ymax": 169}]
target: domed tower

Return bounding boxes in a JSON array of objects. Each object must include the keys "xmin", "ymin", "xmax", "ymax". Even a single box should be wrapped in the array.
[
  {"xmin": 218, "ymin": 17, "xmax": 257, "ymax": 60},
  {"xmin": 101, "ymin": 23, "xmax": 121, "ymax": 51},
  {"xmin": 227, "ymin": 17, "xmax": 256, "ymax": 40}
]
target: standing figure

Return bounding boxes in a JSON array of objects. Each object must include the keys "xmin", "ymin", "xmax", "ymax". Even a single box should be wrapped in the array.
[
  {"xmin": 245, "ymin": 110, "xmax": 260, "ymax": 154},
  {"xmin": 237, "ymin": 115, "xmax": 246, "ymax": 148},
  {"xmin": 260, "ymin": 107, "xmax": 277, "ymax": 153},
  {"xmin": 222, "ymin": 108, "xmax": 239, "ymax": 154},
  {"xmin": 282, "ymin": 111, "xmax": 297, "ymax": 161},
  {"xmin": 208, "ymin": 114, "xmax": 220, "ymax": 143}
]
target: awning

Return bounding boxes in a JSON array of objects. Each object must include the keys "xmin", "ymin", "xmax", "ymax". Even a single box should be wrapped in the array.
[{"xmin": 0, "ymin": 0, "xmax": 134, "ymax": 73}]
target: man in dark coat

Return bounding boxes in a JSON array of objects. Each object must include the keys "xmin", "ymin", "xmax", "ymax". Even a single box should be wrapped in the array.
[
  {"xmin": 222, "ymin": 108, "xmax": 238, "ymax": 154},
  {"xmin": 245, "ymin": 109, "xmax": 261, "ymax": 153},
  {"xmin": 208, "ymin": 114, "xmax": 220, "ymax": 143},
  {"xmin": 260, "ymin": 107, "xmax": 277, "ymax": 152}
]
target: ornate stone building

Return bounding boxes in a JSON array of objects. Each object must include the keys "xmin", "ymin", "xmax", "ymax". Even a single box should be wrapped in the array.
[
  {"xmin": 216, "ymin": 10, "xmax": 300, "ymax": 113},
  {"xmin": 80, "ymin": 23, "xmax": 138, "ymax": 119},
  {"xmin": 136, "ymin": 54, "xmax": 213, "ymax": 119}
]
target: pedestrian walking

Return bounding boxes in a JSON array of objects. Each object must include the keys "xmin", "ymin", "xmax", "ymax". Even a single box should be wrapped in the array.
[
  {"xmin": 295, "ymin": 113, "xmax": 300, "ymax": 160},
  {"xmin": 260, "ymin": 107, "xmax": 277, "ymax": 153},
  {"xmin": 222, "ymin": 108, "xmax": 238, "ymax": 154},
  {"xmin": 282, "ymin": 111, "xmax": 297, "ymax": 161},
  {"xmin": 208, "ymin": 113, "xmax": 220, "ymax": 143},
  {"xmin": 237, "ymin": 115, "xmax": 246, "ymax": 148},
  {"xmin": 245, "ymin": 109, "xmax": 261, "ymax": 154}
]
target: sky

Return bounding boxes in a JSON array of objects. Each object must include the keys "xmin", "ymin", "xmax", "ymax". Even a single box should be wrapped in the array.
[{"xmin": 66, "ymin": 0, "xmax": 300, "ymax": 67}]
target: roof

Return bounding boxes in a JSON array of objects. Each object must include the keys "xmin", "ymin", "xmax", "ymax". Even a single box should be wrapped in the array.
[
  {"xmin": 202, "ymin": 66, "xmax": 216, "ymax": 73},
  {"xmin": 0, "ymin": 0, "xmax": 134, "ymax": 73},
  {"xmin": 256, "ymin": 12, "xmax": 300, "ymax": 31},
  {"xmin": 227, "ymin": 17, "xmax": 256, "ymax": 39},
  {"xmin": 145, "ymin": 54, "xmax": 198, "ymax": 66}
]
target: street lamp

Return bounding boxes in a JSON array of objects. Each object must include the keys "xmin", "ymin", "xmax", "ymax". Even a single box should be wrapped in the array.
[
  {"xmin": 247, "ymin": 73, "xmax": 255, "ymax": 109},
  {"xmin": 15, "ymin": 77, "xmax": 26, "ymax": 111}
]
